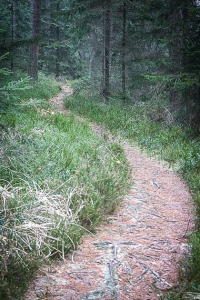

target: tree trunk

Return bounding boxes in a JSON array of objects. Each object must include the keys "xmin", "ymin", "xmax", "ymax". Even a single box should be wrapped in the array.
[
  {"xmin": 11, "ymin": 1, "xmax": 17, "ymax": 71},
  {"xmin": 122, "ymin": 1, "xmax": 126, "ymax": 98},
  {"xmin": 44, "ymin": 0, "xmax": 51, "ymax": 71},
  {"xmin": 55, "ymin": 2, "xmax": 60, "ymax": 78},
  {"xmin": 29, "ymin": 0, "xmax": 42, "ymax": 80},
  {"xmin": 102, "ymin": 0, "xmax": 111, "ymax": 100}
]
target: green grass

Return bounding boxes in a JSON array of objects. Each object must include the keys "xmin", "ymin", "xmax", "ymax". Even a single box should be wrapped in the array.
[
  {"xmin": 0, "ymin": 75, "xmax": 131, "ymax": 299},
  {"xmin": 13, "ymin": 73, "xmax": 61, "ymax": 102},
  {"xmin": 65, "ymin": 80, "xmax": 200, "ymax": 300},
  {"xmin": 0, "ymin": 72, "xmax": 60, "ymax": 116}
]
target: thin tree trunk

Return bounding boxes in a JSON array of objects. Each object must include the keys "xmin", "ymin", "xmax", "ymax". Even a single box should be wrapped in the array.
[
  {"xmin": 11, "ymin": 1, "xmax": 17, "ymax": 71},
  {"xmin": 102, "ymin": 0, "xmax": 111, "ymax": 100},
  {"xmin": 55, "ymin": 2, "xmax": 60, "ymax": 78},
  {"xmin": 29, "ymin": 0, "xmax": 42, "ymax": 80},
  {"xmin": 101, "ymin": 2, "xmax": 105, "ymax": 94},
  {"xmin": 44, "ymin": 0, "xmax": 51, "ymax": 71},
  {"xmin": 122, "ymin": 1, "xmax": 126, "ymax": 98}
]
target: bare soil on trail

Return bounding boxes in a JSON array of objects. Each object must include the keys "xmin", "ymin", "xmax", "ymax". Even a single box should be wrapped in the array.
[
  {"xmin": 49, "ymin": 85, "xmax": 73, "ymax": 113},
  {"xmin": 25, "ymin": 85, "xmax": 194, "ymax": 300}
]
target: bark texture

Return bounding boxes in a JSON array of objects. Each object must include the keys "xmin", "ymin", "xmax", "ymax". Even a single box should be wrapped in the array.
[
  {"xmin": 102, "ymin": 0, "xmax": 111, "ymax": 99},
  {"xmin": 29, "ymin": 0, "xmax": 42, "ymax": 80}
]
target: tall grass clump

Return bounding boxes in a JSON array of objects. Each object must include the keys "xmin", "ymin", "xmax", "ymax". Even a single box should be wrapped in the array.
[
  {"xmin": 65, "ymin": 80, "xmax": 200, "ymax": 299},
  {"xmin": 0, "ymin": 78, "xmax": 130, "ymax": 298}
]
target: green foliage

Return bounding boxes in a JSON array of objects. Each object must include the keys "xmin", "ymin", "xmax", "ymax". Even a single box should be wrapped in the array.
[
  {"xmin": 0, "ymin": 1, "xmax": 30, "ymax": 70},
  {"xmin": 16, "ymin": 73, "xmax": 60, "ymax": 100},
  {"xmin": 0, "ymin": 71, "xmax": 60, "ymax": 122},
  {"xmin": 0, "ymin": 55, "xmax": 30, "ymax": 114},
  {"xmin": 143, "ymin": 72, "xmax": 200, "ymax": 123},
  {"xmin": 0, "ymin": 75, "xmax": 31, "ymax": 114}
]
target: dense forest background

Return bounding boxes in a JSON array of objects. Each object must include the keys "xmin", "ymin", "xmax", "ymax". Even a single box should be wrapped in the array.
[{"xmin": 1, "ymin": 0, "xmax": 200, "ymax": 125}]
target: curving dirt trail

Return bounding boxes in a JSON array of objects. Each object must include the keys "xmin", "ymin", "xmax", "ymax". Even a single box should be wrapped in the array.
[{"xmin": 25, "ymin": 85, "xmax": 194, "ymax": 300}]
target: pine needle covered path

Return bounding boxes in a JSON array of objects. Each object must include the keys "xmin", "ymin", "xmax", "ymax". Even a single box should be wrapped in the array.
[{"xmin": 26, "ymin": 85, "xmax": 194, "ymax": 300}]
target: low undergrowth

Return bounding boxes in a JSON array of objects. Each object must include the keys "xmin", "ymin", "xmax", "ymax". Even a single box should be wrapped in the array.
[
  {"xmin": 0, "ymin": 75, "xmax": 130, "ymax": 299},
  {"xmin": 65, "ymin": 80, "xmax": 200, "ymax": 300}
]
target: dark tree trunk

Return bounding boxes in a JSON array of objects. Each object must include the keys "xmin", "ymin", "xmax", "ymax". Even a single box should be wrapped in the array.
[
  {"xmin": 55, "ymin": 2, "xmax": 60, "ymax": 78},
  {"xmin": 44, "ymin": 0, "xmax": 51, "ymax": 71},
  {"xmin": 29, "ymin": 0, "xmax": 42, "ymax": 80},
  {"xmin": 122, "ymin": 1, "xmax": 126, "ymax": 98},
  {"xmin": 102, "ymin": 0, "xmax": 111, "ymax": 100},
  {"xmin": 11, "ymin": 1, "xmax": 17, "ymax": 71}
]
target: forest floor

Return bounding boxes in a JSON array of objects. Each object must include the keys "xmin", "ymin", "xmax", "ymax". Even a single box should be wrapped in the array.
[{"xmin": 25, "ymin": 85, "xmax": 194, "ymax": 300}]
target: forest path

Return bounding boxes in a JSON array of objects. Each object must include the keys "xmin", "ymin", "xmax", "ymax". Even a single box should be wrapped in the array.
[{"xmin": 26, "ymin": 84, "xmax": 194, "ymax": 300}]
